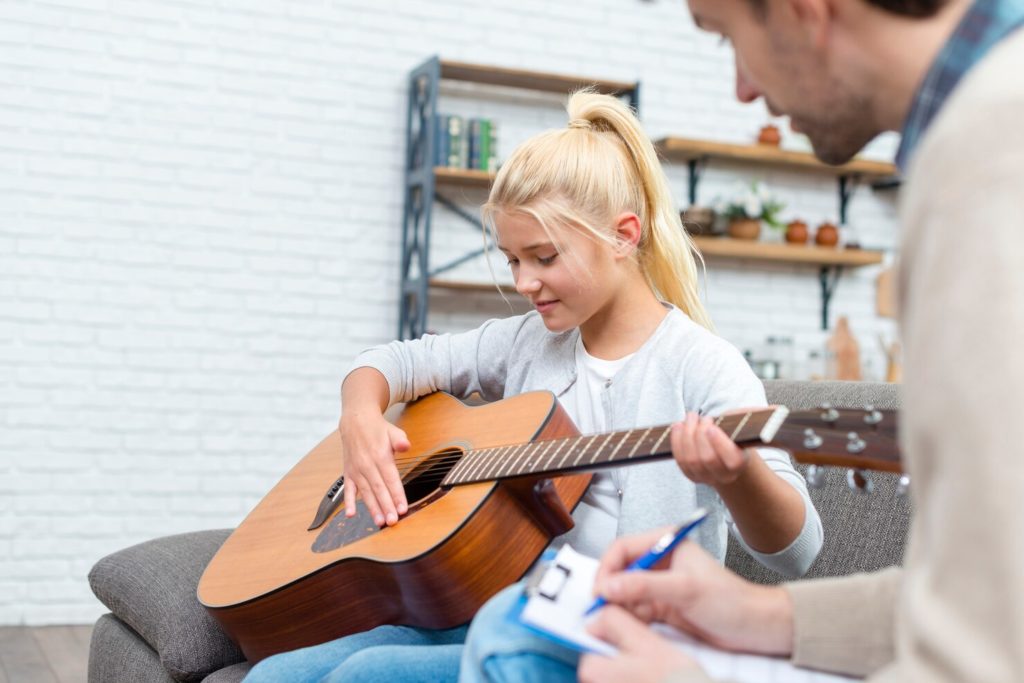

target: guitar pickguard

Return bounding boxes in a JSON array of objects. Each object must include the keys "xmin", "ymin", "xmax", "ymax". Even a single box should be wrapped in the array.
[{"xmin": 310, "ymin": 489, "xmax": 447, "ymax": 553}]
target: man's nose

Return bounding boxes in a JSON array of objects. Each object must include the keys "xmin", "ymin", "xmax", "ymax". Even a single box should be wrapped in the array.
[{"xmin": 735, "ymin": 58, "xmax": 762, "ymax": 104}]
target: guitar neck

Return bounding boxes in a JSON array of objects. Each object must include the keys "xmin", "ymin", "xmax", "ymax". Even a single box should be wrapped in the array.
[{"xmin": 441, "ymin": 408, "xmax": 789, "ymax": 487}]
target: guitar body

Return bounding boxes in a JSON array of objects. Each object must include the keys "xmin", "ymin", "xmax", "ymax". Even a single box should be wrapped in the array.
[{"xmin": 198, "ymin": 391, "xmax": 591, "ymax": 662}]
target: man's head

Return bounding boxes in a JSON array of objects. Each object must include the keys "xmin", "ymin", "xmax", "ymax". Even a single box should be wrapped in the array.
[{"xmin": 686, "ymin": 0, "xmax": 954, "ymax": 164}]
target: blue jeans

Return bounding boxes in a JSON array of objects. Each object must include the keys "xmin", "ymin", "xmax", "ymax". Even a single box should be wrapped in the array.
[
  {"xmin": 243, "ymin": 623, "xmax": 467, "ymax": 683},
  {"xmin": 459, "ymin": 583, "xmax": 579, "ymax": 683}
]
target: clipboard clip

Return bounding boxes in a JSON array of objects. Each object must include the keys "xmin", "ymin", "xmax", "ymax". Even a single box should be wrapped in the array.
[{"xmin": 524, "ymin": 549, "xmax": 573, "ymax": 601}]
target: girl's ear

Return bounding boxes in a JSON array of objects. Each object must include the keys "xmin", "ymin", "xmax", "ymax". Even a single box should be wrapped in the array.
[{"xmin": 612, "ymin": 212, "xmax": 642, "ymax": 257}]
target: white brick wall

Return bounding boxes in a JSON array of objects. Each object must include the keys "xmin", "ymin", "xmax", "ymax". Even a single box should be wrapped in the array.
[{"xmin": 0, "ymin": 0, "xmax": 901, "ymax": 624}]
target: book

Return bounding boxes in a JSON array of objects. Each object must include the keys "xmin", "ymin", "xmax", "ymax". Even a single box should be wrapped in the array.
[
  {"xmin": 517, "ymin": 544, "xmax": 861, "ymax": 683},
  {"xmin": 432, "ymin": 114, "xmax": 466, "ymax": 169},
  {"xmin": 468, "ymin": 118, "xmax": 499, "ymax": 172}
]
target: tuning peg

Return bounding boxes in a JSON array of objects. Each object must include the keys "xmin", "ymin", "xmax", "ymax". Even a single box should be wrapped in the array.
[
  {"xmin": 863, "ymin": 405, "xmax": 883, "ymax": 425},
  {"xmin": 819, "ymin": 403, "xmax": 839, "ymax": 423},
  {"xmin": 846, "ymin": 432, "xmax": 866, "ymax": 454},
  {"xmin": 896, "ymin": 474, "xmax": 911, "ymax": 497},
  {"xmin": 803, "ymin": 428, "xmax": 823, "ymax": 449},
  {"xmin": 805, "ymin": 464, "xmax": 825, "ymax": 489},
  {"xmin": 846, "ymin": 468, "xmax": 875, "ymax": 494}
]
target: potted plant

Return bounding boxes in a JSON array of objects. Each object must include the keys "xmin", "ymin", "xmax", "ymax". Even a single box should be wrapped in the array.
[{"xmin": 716, "ymin": 181, "xmax": 786, "ymax": 241}]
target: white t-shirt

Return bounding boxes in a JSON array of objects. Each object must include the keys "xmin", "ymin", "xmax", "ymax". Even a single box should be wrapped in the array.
[{"xmin": 555, "ymin": 335, "xmax": 634, "ymax": 557}]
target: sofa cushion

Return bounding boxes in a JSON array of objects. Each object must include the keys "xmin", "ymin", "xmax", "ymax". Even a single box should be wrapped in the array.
[{"xmin": 88, "ymin": 530, "xmax": 245, "ymax": 681}]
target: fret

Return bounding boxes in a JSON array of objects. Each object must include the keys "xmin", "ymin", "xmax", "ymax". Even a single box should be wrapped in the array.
[
  {"xmin": 572, "ymin": 434, "xmax": 603, "ymax": 467},
  {"xmin": 550, "ymin": 437, "xmax": 573, "ymax": 471},
  {"xmin": 587, "ymin": 431, "xmax": 618, "ymax": 465},
  {"xmin": 446, "ymin": 455, "xmax": 468, "ymax": 485},
  {"xmin": 649, "ymin": 425, "xmax": 672, "ymax": 456},
  {"xmin": 604, "ymin": 430, "xmax": 633, "ymax": 465},
  {"xmin": 495, "ymin": 441, "xmax": 533, "ymax": 479},
  {"xmin": 491, "ymin": 443, "xmax": 528, "ymax": 481},
  {"xmin": 626, "ymin": 427, "xmax": 653, "ymax": 459},
  {"xmin": 466, "ymin": 444, "xmax": 505, "ymax": 483},
  {"xmin": 468, "ymin": 444, "xmax": 507, "ymax": 485},
  {"xmin": 729, "ymin": 412, "xmax": 751, "ymax": 442},
  {"xmin": 525, "ymin": 437, "xmax": 556, "ymax": 476}
]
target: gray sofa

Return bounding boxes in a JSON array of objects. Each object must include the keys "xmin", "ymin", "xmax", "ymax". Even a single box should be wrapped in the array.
[{"xmin": 87, "ymin": 380, "xmax": 908, "ymax": 682}]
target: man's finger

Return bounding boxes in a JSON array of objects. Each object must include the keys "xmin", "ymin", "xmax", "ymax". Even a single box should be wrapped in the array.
[
  {"xmin": 586, "ymin": 605, "xmax": 658, "ymax": 651},
  {"xmin": 595, "ymin": 527, "xmax": 673, "ymax": 591}
]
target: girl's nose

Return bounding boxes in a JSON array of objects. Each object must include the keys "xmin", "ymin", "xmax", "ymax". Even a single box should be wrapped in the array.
[{"xmin": 515, "ymin": 270, "xmax": 541, "ymax": 297}]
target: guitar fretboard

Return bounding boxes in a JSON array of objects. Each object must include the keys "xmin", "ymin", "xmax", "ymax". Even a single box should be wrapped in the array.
[{"xmin": 441, "ymin": 407, "xmax": 788, "ymax": 487}]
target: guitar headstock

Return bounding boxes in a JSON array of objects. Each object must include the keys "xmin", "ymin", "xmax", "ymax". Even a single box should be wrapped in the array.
[{"xmin": 719, "ymin": 405, "xmax": 902, "ymax": 475}]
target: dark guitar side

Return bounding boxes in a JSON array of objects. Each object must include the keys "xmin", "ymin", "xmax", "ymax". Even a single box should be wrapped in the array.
[{"xmin": 198, "ymin": 392, "xmax": 591, "ymax": 662}]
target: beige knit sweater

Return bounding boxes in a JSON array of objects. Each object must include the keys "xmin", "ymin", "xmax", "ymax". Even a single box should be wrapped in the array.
[{"xmin": 666, "ymin": 28, "xmax": 1024, "ymax": 683}]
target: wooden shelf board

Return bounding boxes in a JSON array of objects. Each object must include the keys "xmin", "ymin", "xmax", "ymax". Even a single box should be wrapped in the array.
[
  {"xmin": 428, "ymin": 279, "xmax": 516, "ymax": 294},
  {"xmin": 656, "ymin": 136, "xmax": 898, "ymax": 179},
  {"xmin": 440, "ymin": 60, "xmax": 637, "ymax": 96},
  {"xmin": 434, "ymin": 167, "xmax": 495, "ymax": 188},
  {"xmin": 692, "ymin": 236, "xmax": 884, "ymax": 267}
]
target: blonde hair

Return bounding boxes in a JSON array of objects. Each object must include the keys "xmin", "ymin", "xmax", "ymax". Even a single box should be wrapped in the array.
[{"xmin": 483, "ymin": 90, "xmax": 713, "ymax": 330}]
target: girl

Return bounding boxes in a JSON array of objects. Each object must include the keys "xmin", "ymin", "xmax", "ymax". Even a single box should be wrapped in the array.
[{"xmin": 243, "ymin": 91, "xmax": 822, "ymax": 683}]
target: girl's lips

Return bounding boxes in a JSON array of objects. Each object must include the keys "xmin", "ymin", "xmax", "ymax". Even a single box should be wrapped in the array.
[{"xmin": 534, "ymin": 300, "xmax": 559, "ymax": 313}]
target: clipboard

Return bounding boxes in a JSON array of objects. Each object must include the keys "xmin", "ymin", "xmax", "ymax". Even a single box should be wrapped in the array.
[{"xmin": 510, "ymin": 545, "xmax": 862, "ymax": 682}]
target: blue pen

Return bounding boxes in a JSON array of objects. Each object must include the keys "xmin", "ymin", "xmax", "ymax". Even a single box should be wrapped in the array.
[{"xmin": 584, "ymin": 507, "xmax": 708, "ymax": 617}]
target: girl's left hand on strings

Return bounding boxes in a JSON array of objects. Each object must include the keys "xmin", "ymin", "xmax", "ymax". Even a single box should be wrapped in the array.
[{"xmin": 671, "ymin": 412, "xmax": 753, "ymax": 487}]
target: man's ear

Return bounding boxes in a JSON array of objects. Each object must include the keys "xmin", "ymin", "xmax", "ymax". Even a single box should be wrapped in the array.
[
  {"xmin": 612, "ymin": 212, "xmax": 642, "ymax": 257},
  {"xmin": 785, "ymin": 0, "xmax": 833, "ymax": 51}
]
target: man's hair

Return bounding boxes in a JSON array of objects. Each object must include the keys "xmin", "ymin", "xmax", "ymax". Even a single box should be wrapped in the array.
[{"xmin": 749, "ymin": 0, "xmax": 948, "ymax": 18}]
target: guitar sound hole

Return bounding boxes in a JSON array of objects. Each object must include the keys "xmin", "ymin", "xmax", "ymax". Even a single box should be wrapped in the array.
[{"xmin": 402, "ymin": 448, "xmax": 463, "ymax": 504}]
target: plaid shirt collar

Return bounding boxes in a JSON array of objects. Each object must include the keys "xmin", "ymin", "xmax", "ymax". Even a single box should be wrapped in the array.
[{"xmin": 896, "ymin": 0, "xmax": 1024, "ymax": 171}]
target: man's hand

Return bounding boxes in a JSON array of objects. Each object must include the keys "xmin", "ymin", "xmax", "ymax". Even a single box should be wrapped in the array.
[
  {"xmin": 578, "ymin": 606, "xmax": 699, "ymax": 683},
  {"xmin": 593, "ymin": 535, "xmax": 795, "ymax": 656}
]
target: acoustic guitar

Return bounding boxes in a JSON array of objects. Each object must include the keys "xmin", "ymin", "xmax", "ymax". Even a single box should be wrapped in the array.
[{"xmin": 198, "ymin": 391, "xmax": 899, "ymax": 662}]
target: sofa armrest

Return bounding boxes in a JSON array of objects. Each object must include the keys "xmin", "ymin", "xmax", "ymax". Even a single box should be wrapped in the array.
[{"xmin": 88, "ymin": 530, "xmax": 246, "ymax": 682}]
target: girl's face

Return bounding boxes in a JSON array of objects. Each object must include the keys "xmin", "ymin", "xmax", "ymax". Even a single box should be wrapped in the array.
[{"xmin": 495, "ymin": 211, "xmax": 620, "ymax": 333}]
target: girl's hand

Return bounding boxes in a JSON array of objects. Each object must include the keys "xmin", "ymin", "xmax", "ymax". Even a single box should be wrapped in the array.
[
  {"xmin": 671, "ymin": 412, "xmax": 753, "ymax": 487},
  {"xmin": 338, "ymin": 412, "xmax": 410, "ymax": 527}
]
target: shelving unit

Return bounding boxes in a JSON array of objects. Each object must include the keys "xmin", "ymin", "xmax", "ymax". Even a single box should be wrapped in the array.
[
  {"xmin": 656, "ymin": 136, "xmax": 899, "ymax": 225},
  {"xmin": 658, "ymin": 136, "xmax": 897, "ymax": 329},
  {"xmin": 692, "ymin": 237, "xmax": 884, "ymax": 329},
  {"xmin": 399, "ymin": 56, "xmax": 640, "ymax": 339}
]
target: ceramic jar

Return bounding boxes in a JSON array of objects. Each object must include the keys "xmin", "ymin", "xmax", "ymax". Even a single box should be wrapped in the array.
[
  {"xmin": 785, "ymin": 219, "xmax": 809, "ymax": 244},
  {"xmin": 815, "ymin": 221, "xmax": 840, "ymax": 247},
  {"xmin": 757, "ymin": 124, "xmax": 781, "ymax": 146}
]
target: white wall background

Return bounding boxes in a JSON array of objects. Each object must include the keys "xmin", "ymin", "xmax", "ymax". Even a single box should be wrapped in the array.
[{"xmin": 0, "ymin": 0, "xmax": 901, "ymax": 624}]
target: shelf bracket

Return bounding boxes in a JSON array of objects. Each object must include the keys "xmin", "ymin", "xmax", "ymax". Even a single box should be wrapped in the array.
[
  {"xmin": 435, "ymin": 192, "xmax": 486, "ymax": 233},
  {"xmin": 819, "ymin": 265, "xmax": 844, "ymax": 330},
  {"xmin": 686, "ymin": 156, "xmax": 709, "ymax": 206},
  {"xmin": 837, "ymin": 174, "xmax": 862, "ymax": 226}
]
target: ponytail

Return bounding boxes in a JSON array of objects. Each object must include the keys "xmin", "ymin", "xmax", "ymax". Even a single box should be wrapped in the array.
[{"xmin": 485, "ymin": 90, "xmax": 713, "ymax": 330}]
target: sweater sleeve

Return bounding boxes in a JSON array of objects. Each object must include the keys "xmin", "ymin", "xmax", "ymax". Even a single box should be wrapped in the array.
[
  {"xmin": 685, "ymin": 337, "xmax": 823, "ymax": 577},
  {"xmin": 786, "ymin": 568, "xmax": 901, "ymax": 677},
  {"xmin": 346, "ymin": 314, "xmax": 533, "ymax": 406}
]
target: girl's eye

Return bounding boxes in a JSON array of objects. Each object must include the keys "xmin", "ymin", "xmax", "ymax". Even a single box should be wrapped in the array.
[
  {"xmin": 506, "ymin": 258, "xmax": 519, "ymax": 267},
  {"xmin": 537, "ymin": 254, "xmax": 557, "ymax": 266}
]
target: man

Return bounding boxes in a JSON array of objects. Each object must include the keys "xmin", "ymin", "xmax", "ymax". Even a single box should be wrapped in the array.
[{"xmin": 579, "ymin": 1, "xmax": 1024, "ymax": 682}]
